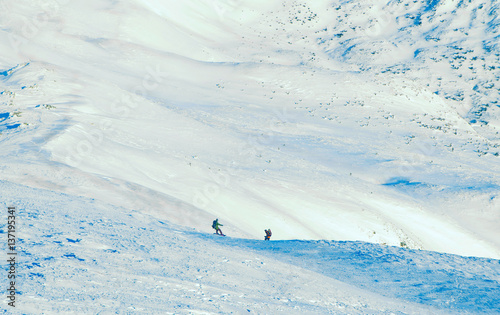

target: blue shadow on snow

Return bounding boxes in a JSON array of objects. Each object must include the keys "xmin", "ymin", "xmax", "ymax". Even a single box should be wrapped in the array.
[{"xmin": 199, "ymin": 233, "xmax": 500, "ymax": 314}]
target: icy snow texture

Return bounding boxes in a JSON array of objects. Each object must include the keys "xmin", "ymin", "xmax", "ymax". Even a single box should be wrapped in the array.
[{"xmin": 0, "ymin": 0, "xmax": 500, "ymax": 313}]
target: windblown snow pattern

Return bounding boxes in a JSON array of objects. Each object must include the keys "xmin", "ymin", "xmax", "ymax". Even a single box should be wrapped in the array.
[{"xmin": 0, "ymin": 0, "xmax": 499, "ymax": 313}]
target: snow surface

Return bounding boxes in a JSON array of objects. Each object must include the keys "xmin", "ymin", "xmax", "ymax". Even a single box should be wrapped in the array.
[
  {"xmin": 2, "ymin": 180, "xmax": 499, "ymax": 314},
  {"xmin": 1, "ymin": 0, "xmax": 500, "ymax": 313}
]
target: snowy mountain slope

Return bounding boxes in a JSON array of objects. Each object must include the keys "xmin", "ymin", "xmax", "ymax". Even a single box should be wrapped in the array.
[
  {"xmin": 2, "ymin": 180, "xmax": 499, "ymax": 314},
  {"xmin": 1, "ymin": 1, "xmax": 500, "ymax": 312},
  {"xmin": 1, "ymin": 0, "xmax": 499, "ymax": 258},
  {"xmin": 2, "ymin": 56, "xmax": 498, "ymax": 260}
]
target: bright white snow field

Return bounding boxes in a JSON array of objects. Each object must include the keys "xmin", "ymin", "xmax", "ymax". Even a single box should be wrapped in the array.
[{"xmin": 1, "ymin": 0, "xmax": 499, "ymax": 313}]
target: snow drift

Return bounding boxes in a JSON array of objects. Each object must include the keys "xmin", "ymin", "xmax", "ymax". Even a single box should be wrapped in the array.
[{"xmin": 1, "ymin": 0, "xmax": 500, "ymax": 312}]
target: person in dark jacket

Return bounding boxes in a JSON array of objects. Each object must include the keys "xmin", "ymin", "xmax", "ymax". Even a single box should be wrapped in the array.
[
  {"xmin": 212, "ymin": 219, "xmax": 224, "ymax": 236},
  {"xmin": 264, "ymin": 229, "xmax": 272, "ymax": 241}
]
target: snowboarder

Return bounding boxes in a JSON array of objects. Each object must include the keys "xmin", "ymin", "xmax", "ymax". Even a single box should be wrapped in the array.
[
  {"xmin": 264, "ymin": 229, "xmax": 272, "ymax": 241},
  {"xmin": 212, "ymin": 219, "xmax": 224, "ymax": 236}
]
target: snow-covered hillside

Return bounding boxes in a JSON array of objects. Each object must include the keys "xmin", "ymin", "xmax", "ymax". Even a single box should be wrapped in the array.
[
  {"xmin": 2, "ymin": 180, "xmax": 500, "ymax": 313},
  {"xmin": 1, "ymin": 0, "xmax": 500, "ymax": 313}
]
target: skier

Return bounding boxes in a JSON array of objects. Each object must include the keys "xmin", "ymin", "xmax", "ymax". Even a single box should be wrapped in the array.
[
  {"xmin": 212, "ymin": 219, "xmax": 224, "ymax": 236},
  {"xmin": 264, "ymin": 229, "xmax": 272, "ymax": 241}
]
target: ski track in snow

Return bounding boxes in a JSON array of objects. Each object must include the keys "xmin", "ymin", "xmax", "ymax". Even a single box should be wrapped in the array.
[{"xmin": 1, "ymin": 0, "xmax": 500, "ymax": 313}]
